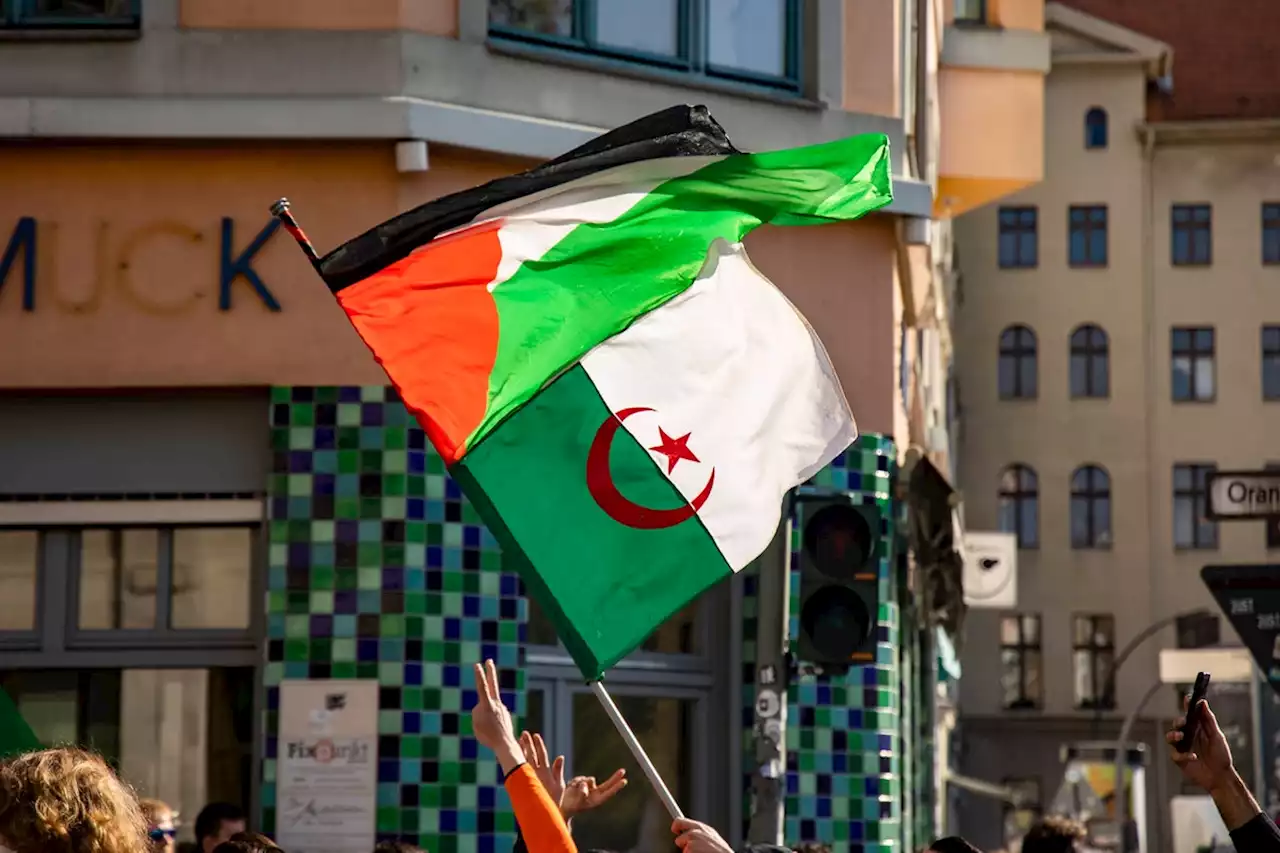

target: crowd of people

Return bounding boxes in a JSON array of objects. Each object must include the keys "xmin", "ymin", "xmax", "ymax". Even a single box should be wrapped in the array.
[{"xmin": 0, "ymin": 659, "xmax": 1276, "ymax": 853}]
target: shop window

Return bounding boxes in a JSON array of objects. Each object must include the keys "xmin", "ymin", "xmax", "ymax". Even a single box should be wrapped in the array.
[
  {"xmin": 1263, "ymin": 325, "xmax": 1280, "ymax": 400},
  {"xmin": 1264, "ymin": 203, "xmax": 1280, "ymax": 265},
  {"xmin": 1072, "ymin": 614, "xmax": 1115, "ymax": 709},
  {"xmin": 1173, "ymin": 463, "xmax": 1218, "ymax": 550},
  {"xmin": 1084, "ymin": 108, "xmax": 1108, "ymax": 149},
  {"xmin": 0, "ymin": 667, "xmax": 253, "ymax": 837},
  {"xmin": 1070, "ymin": 324, "xmax": 1109, "ymax": 398},
  {"xmin": 1070, "ymin": 465, "xmax": 1112, "ymax": 549},
  {"xmin": 0, "ymin": 530, "xmax": 38, "ymax": 633},
  {"xmin": 1068, "ymin": 205, "xmax": 1108, "ymax": 267},
  {"xmin": 488, "ymin": 0, "xmax": 803, "ymax": 93},
  {"xmin": 1172, "ymin": 204, "xmax": 1212, "ymax": 266},
  {"xmin": 1000, "ymin": 614, "xmax": 1042, "ymax": 710},
  {"xmin": 998, "ymin": 325, "xmax": 1038, "ymax": 400},
  {"xmin": 1, "ymin": 0, "xmax": 140, "ymax": 30},
  {"xmin": 75, "ymin": 526, "xmax": 254, "ymax": 637},
  {"xmin": 1171, "ymin": 327, "xmax": 1215, "ymax": 402},
  {"xmin": 998, "ymin": 464, "xmax": 1039, "ymax": 549},
  {"xmin": 998, "ymin": 206, "xmax": 1038, "ymax": 269}
]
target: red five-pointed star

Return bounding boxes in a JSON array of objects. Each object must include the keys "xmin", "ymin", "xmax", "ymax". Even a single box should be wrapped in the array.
[{"xmin": 649, "ymin": 427, "xmax": 700, "ymax": 474}]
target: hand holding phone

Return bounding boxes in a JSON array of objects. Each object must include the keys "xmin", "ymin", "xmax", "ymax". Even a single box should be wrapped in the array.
[{"xmin": 1176, "ymin": 671, "xmax": 1211, "ymax": 753}]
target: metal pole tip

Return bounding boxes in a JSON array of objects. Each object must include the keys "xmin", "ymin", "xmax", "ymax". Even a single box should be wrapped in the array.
[{"xmin": 270, "ymin": 198, "xmax": 290, "ymax": 216}]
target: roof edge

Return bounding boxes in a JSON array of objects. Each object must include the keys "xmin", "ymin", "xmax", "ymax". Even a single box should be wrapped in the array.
[{"xmin": 1045, "ymin": 1, "xmax": 1173, "ymax": 81}]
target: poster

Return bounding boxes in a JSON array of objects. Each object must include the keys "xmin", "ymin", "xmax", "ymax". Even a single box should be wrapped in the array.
[{"xmin": 276, "ymin": 681, "xmax": 379, "ymax": 853}]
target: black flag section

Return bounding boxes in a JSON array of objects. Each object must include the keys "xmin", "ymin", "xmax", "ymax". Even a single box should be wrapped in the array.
[{"xmin": 1202, "ymin": 564, "xmax": 1280, "ymax": 696}]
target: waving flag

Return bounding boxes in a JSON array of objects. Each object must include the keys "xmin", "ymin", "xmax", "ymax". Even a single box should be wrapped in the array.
[{"xmin": 314, "ymin": 105, "xmax": 892, "ymax": 678}]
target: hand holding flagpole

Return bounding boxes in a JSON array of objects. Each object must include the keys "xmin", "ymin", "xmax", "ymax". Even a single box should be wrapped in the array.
[{"xmin": 590, "ymin": 679, "xmax": 685, "ymax": 820}]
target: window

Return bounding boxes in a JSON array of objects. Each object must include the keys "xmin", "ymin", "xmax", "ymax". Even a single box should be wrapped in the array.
[
  {"xmin": 1070, "ymin": 324, "xmax": 1109, "ymax": 398},
  {"xmin": 1071, "ymin": 466, "xmax": 1112, "ymax": 549},
  {"xmin": 521, "ymin": 573, "xmax": 729, "ymax": 849},
  {"xmin": 1267, "ymin": 463, "xmax": 1280, "ymax": 550},
  {"xmin": 1003, "ymin": 778, "xmax": 1042, "ymax": 847},
  {"xmin": 1264, "ymin": 326, "xmax": 1280, "ymax": 400},
  {"xmin": 1084, "ymin": 108, "xmax": 1108, "ymax": 149},
  {"xmin": 0, "ymin": 530, "xmax": 38, "ymax": 633},
  {"xmin": 999, "ymin": 465, "xmax": 1039, "ymax": 549},
  {"xmin": 954, "ymin": 0, "xmax": 985, "ymax": 22},
  {"xmin": 1171, "ymin": 327, "xmax": 1215, "ymax": 402},
  {"xmin": 1, "ymin": 0, "xmax": 139, "ymax": 29},
  {"xmin": 998, "ymin": 325, "xmax": 1038, "ymax": 400},
  {"xmin": 1172, "ymin": 204, "xmax": 1212, "ymax": 266},
  {"xmin": 1173, "ymin": 463, "xmax": 1218, "ymax": 550},
  {"xmin": 1264, "ymin": 204, "xmax": 1280, "ymax": 265},
  {"xmin": 1069, "ymin": 205, "xmax": 1108, "ymax": 267},
  {"xmin": 1000, "ymin": 614, "xmax": 1042, "ymax": 710},
  {"xmin": 1072, "ymin": 614, "xmax": 1116, "ymax": 710},
  {"xmin": 998, "ymin": 206, "xmax": 1038, "ymax": 269},
  {"xmin": 488, "ymin": 0, "xmax": 802, "ymax": 91}
]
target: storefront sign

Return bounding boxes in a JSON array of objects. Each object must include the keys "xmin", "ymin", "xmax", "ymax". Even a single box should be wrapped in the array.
[
  {"xmin": 276, "ymin": 680, "xmax": 378, "ymax": 853},
  {"xmin": 1208, "ymin": 471, "xmax": 1280, "ymax": 519},
  {"xmin": 0, "ymin": 216, "xmax": 282, "ymax": 314}
]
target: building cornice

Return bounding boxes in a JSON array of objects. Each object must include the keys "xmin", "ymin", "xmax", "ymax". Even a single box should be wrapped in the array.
[
  {"xmin": 1140, "ymin": 117, "xmax": 1280, "ymax": 146},
  {"xmin": 1045, "ymin": 1, "xmax": 1173, "ymax": 81}
]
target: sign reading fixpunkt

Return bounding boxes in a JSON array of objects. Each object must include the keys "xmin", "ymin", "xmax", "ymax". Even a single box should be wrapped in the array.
[{"xmin": 1208, "ymin": 470, "xmax": 1280, "ymax": 519}]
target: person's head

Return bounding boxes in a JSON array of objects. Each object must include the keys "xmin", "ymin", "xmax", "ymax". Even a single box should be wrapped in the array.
[
  {"xmin": 1021, "ymin": 817, "xmax": 1087, "ymax": 853},
  {"xmin": 0, "ymin": 747, "xmax": 148, "ymax": 853},
  {"xmin": 139, "ymin": 799, "xmax": 180, "ymax": 853},
  {"xmin": 373, "ymin": 842, "xmax": 424, "ymax": 853},
  {"xmin": 194, "ymin": 803, "xmax": 246, "ymax": 853},
  {"xmin": 212, "ymin": 831, "xmax": 281, "ymax": 853},
  {"xmin": 929, "ymin": 837, "xmax": 984, "ymax": 853}
]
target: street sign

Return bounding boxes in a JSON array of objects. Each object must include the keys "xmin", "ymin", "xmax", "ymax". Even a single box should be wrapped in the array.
[
  {"xmin": 1207, "ymin": 471, "xmax": 1280, "ymax": 519},
  {"xmin": 1201, "ymin": 565, "xmax": 1280, "ymax": 696}
]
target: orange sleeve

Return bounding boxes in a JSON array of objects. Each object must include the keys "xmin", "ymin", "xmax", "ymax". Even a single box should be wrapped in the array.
[{"xmin": 504, "ymin": 764, "xmax": 577, "ymax": 853}]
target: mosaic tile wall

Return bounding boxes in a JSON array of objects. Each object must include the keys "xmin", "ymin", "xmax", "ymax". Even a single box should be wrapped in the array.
[
  {"xmin": 739, "ymin": 435, "xmax": 909, "ymax": 852},
  {"xmin": 262, "ymin": 386, "xmax": 526, "ymax": 853}
]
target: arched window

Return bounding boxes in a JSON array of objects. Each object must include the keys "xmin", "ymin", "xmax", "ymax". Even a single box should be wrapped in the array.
[
  {"xmin": 999, "ymin": 325, "xmax": 1038, "ymax": 399},
  {"xmin": 999, "ymin": 464, "xmax": 1039, "ymax": 549},
  {"xmin": 1071, "ymin": 465, "xmax": 1112, "ymax": 548},
  {"xmin": 1085, "ymin": 107, "xmax": 1108, "ymax": 149},
  {"xmin": 1070, "ymin": 324, "xmax": 1110, "ymax": 398}
]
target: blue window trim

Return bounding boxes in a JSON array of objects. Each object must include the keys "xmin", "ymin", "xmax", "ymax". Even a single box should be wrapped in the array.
[
  {"xmin": 1084, "ymin": 107, "xmax": 1108, "ymax": 150},
  {"xmin": 1068, "ymin": 204, "xmax": 1108, "ymax": 268},
  {"xmin": 3, "ymin": 0, "xmax": 140, "ymax": 28},
  {"xmin": 488, "ymin": 0, "xmax": 804, "ymax": 95}
]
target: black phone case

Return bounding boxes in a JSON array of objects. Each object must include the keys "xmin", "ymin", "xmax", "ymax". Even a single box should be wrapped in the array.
[{"xmin": 1177, "ymin": 673, "xmax": 1211, "ymax": 753}]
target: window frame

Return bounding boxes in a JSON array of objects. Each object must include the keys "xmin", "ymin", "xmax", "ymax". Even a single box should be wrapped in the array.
[
  {"xmin": 1171, "ymin": 326, "xmax": 1216, "ymax": 403},
  {"xmin": 1173, "ymin": 463, "xmax": 1219, "ymax": 551},
  {"xmin": 1071, "ymin": 613, "xmax": 1116, "ymax": 710},
  {"xmin": 1084, "ymin": 107, "xmax": 1108, "ymax": 150},
  {"xmin": 2, "ymin": 0, "xmax": 140, "ymax": 29},
  {"xmin": 997, "ymin": 206, "xmax": 1038, "ymax": 269},
  {"xmin": 1070, "ymin": 324, "xmax": 1110, "ymax": 399},
  {"xmin": 953, "ymin": 0, "xmax": 986, "ymax": 24},
  {"xmin": 1262, "ymin": 325, "xmax": 1280, "ymax": 401},
  {"xmin": 1263, "ymin": 203, "xmax": 1280, "ymax": 266},
  {"xmin": 999, "ymin": 464, "xmax": 1039, "ymax": 550},
  {"xmin": 1070, "ymin": 465, "xmax": 1112, "ymax": 550},
  {"xmin": 0, "ymin": 529, "xmax": 46, "ymax": 649},
  {"xmin": 1068, "ymin": 204, "xmax": 1108, "ymax": 268},
  {"xmin": 998, "ymin": 325, "xmax": 1038, "ymax": 400},
  {"xmin": 1171, "ymin": 203, "xmax": 1213, "ymax": 267},
  {"xmin": 487, "ymin": 0, "xmax": 805, "ymax": 94},
  {"xmin": 1000, "ymin": 613, "xmax": 1042, "ymax": 711}
]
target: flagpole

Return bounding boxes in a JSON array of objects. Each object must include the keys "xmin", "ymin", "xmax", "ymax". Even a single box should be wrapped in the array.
[
  {"xmin": 589, "ymin": 679, "xmax": 685, "ymax": 820},
  {"xmin": 268, "ymin": 198, "xmax": 324, "ymax": 274}
]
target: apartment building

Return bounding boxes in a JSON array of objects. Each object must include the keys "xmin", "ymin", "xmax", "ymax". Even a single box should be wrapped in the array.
[
  {"xmin": 953, "ymin": 1, "xmax": 1280, "ymax": 849},
  {"xmin": 0, "ymin": 1, "xmax": 1046, "ymax": 851}
]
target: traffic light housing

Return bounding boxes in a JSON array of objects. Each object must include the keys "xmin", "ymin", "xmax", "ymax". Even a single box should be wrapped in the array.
[{"xmin": 794, "ymin": 494, "xmax": 883, "ymax": 665}]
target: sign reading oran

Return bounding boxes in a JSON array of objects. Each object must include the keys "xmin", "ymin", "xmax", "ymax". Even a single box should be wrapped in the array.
[
  {"xmin": 1208, "ymin": 470, "xmax": 1280, "ymax": 519},
  {"xmin": 0, "ymin": 216, "xmax": 283, "ymax": 314}
]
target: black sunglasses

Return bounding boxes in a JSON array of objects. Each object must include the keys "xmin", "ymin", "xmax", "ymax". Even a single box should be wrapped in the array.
[{"xmin": 149, "ymin": 829, "xmax": 178, "ymax": 842}]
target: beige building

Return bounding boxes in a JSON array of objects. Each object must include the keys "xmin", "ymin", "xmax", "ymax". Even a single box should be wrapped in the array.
[{"xmin": 953, "ymin": 1, "xmax": 1280, "ymax": 848}]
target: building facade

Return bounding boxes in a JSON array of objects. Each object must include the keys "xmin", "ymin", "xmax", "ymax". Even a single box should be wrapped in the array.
[
  {"xmin": 954, "ymin": 1, "xmax": 1280, "ymax": 849},
  {"xmin": 0, "ymin": 1, "xmax": 1043, "ymax": 851}
]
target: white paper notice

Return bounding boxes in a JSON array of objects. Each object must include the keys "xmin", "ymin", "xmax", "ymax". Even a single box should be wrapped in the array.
[{"xmin": 276, "ymin": 681, "xmax": 379, "ymax": 853}]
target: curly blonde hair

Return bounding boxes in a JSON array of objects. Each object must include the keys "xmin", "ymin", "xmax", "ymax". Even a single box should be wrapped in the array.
[{"xmin": 0, "ymin": 748, "xmax": 148, "ymax": 853}]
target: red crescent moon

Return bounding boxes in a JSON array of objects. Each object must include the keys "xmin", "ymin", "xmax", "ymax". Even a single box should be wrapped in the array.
[{"xmin": 586, "ymin": 406, "xmax": 716, "ymax": 530}]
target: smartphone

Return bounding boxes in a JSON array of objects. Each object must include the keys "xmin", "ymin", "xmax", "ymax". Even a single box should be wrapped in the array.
[{"xmin": 1177, "ymin": 671, "xmax": 1211, "ymax": 753}]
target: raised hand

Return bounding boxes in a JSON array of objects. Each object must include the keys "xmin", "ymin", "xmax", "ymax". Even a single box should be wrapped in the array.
[
  {"xmin": 560, "ymin": 769, "xmax": 628, "ymax": 818},
  {"xmin": 520, "ymin": 731, "xmax": 566, "ymax": 807},
  {"xmin": 470, "ymin": 660, "xmax": 523, "ymax": 774},
  {"xmin": 671, "ymin": 818, "xmax": 733, "ymax": 853},
  {"xmin": 1166, "ymin": 693, "xmax": 1234, "ymax": 793}
]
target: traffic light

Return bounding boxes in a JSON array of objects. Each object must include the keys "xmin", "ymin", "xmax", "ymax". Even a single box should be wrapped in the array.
[{"xmin": 794, "ymin": 494, "xmax": 882, "ymax": 665}]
